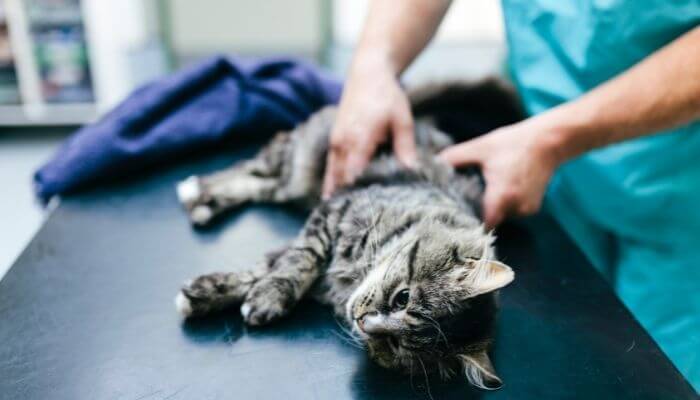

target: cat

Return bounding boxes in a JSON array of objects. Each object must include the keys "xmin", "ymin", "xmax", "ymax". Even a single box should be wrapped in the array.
[{"xmin": 174, "ymin": 79, "xmax": 523, "ymax": 390}]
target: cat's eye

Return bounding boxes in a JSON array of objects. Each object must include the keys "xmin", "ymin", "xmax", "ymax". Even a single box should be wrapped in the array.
[{"xmin": 392, "ymin": 289, "xmax": 410, "ymax": 310}]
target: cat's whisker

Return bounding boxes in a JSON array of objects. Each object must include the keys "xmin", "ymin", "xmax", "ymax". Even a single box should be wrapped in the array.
[
  {"xmin": 330, "ymin": 320, "xmax": 363, "ymax": 347},
  {"xmin": 330, "ymin": 329, "xmax": 364, "ymax": 349},
  {"xmin": 340, "ymin": 321, "xmax": 364, "ymax": 342},
  {"xmin": 419, "ymin": 313, "xmax": 449, "ymax": 347},
  {"xmin": 417, "ymin": 355, "xmax": 435, "ymax": 400},
  {"xmin": 332, "ymin": 315, "xmax": 365, "ymax": 348}
]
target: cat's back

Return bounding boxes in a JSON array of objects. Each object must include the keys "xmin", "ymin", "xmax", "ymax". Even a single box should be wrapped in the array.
[{"xmin": 342, "ymin": 153, "xmax": 483, "ymax": 217}]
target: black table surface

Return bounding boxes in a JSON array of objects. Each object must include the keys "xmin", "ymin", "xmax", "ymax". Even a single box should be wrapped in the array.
[{"xmin": 1, "ymin": 143, "xmax": 697, "ymax": 400}]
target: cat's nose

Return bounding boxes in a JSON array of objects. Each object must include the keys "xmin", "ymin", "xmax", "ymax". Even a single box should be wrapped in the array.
[
  {"xmin": 356, "ymin": 311, "xmax": 373, "ymax": 332},
  {"xmin": 357, "ymin": 312, "xmax": 389, "ymax": 335}
]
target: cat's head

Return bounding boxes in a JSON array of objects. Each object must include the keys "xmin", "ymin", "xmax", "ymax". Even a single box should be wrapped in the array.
[{"xmin": 345, "ymin": 215, "xmax": 513, "ymax": 390}]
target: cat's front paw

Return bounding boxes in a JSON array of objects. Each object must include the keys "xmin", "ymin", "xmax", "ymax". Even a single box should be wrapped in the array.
[
  {"xmin": 175, "ymin": 272, "xmax": 246, "ymax": 318},
  {"xmin": 175, "ymin": 291, "xmax": 194, "ymax": 317},
  {"xmin": 241, "ymin": 278, "xmax": 296, "ymax": 326},
  {"xmin": 175, "ymin": 279, "xmax": 221, "ymax": 318}
]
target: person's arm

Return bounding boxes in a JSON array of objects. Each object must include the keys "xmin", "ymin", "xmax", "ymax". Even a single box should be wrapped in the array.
[
  {"xmin": 322, "ymin": 0, "xmax": 452, "ymax": 198},
  {"xmin": 440, "ymin": 26, "xmax": 700, "ymax": 227}
]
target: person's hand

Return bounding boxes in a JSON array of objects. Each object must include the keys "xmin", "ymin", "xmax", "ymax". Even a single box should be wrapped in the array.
[
  {"xmin": 322, "ymin": 62, "xmax": 417, "ymax": 198},
  {"xmin": 439, "ymin": 119, "xmax": 563, "ymax": 228}
]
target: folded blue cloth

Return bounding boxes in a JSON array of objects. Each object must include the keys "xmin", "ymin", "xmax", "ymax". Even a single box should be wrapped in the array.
[{"xmin": 34, "ymin": 55, "xmax": 343, "ymax": 202}]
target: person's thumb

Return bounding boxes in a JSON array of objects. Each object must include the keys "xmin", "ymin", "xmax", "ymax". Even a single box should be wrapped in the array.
[
  {"xmin": 392, "ymin": 110, "xmax": 417, "ymax": 168},
  {"xmin": 438, "ymin": 140, "xmax": 484, "ymax": 168},
  {"xmin": 482, "ymin": 185, "xmax": 508, "ymax": 229}
]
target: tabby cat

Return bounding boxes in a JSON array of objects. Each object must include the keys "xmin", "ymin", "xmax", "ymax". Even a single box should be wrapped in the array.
[{"xmin": 174, "ymin": 79, "xmax": 523, "ymax": 390}]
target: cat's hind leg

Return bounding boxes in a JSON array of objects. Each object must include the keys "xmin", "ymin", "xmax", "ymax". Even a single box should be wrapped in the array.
[
  {"xmin": 177, "ymin": 107, "xmax": 335, "ymax": 226},
  {"xmin": 177, "ymin": 132, "xmax": 293, "ymax": 226}
]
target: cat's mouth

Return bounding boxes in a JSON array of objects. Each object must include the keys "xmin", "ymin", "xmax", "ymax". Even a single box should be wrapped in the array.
[{"xmin": 387, "ymin": 336, "xmax": 400, "ymax": 353}]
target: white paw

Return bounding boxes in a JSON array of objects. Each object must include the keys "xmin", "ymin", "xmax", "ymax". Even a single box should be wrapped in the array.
[
  {"xmin": 176, "ymin": 176, "xmax": 201, "ymax": 206},
  {"xmin": 174, "ymin": 292, "xmax": 193, "ymax": 317},
  {"xmin": 240, "ymin": 303, "xmax": 252, "ymax": 319},
  {"xmin": 191, "ymin": 205, "xmax": 213, "ymax": 225}
]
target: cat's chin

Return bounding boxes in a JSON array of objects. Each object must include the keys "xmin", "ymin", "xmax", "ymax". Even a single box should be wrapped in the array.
[
  {"xmin": 367, "ymin": 338, "xmax": 411, "ymax": 371},
  {"xmin": 367, "ymin": 339, "xmax": 461, "ymax": 380}
]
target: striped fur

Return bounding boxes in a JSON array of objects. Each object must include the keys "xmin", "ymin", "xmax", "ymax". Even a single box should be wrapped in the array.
[{"xmin": 175, "ymin": 79, "xmax": 522, "ymax": 390}]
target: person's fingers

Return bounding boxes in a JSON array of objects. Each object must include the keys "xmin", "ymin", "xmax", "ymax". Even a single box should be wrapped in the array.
[
  {"xmin": 438, "ymin": 140, "xmax": 484, "ymax": 168},
  {"xmin": 341, "ymin": 117, "xmax": 388, "ymax": 184},
  {"xmin": 321, "ymin": 154, "xmax": 338, "ymax": 199},
  {"xmin": 482, "ymin": 185, "xmax": 510, "ymax": 229},
  {"xmin": 322, "ymin": 139, "xmax": 347, "ymax": 199},
  {"xmin": 343, "ymin": 140, "xmax": 375, "ymax": 184},
  {"xmin": 391, "ymin": 108, "xmax": 417, "ymax": 168}
]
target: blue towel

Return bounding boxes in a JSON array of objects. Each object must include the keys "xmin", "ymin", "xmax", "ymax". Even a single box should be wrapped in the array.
[{"xmin": 34, "ymin": 55, "xmax": 343, "ymax": 202}]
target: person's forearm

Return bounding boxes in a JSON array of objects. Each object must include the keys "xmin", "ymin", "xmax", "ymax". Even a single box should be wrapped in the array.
[
  {"xmin": 349, "ymin": 0, "xmax": 451, "ymax": 76},
  {"xmin": 537, "ymin": 26, "xmax": 700, "ymax": 164}
]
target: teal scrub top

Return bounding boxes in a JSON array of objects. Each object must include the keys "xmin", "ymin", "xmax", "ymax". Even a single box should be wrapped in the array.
[{"xmin": 501, "ymin": 0, "xmax": 700, "ymax": 390}]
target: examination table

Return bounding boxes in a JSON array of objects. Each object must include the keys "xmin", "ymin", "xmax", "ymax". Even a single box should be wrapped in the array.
[{"xmin": 0, "ymin": 141, "xmax": 697, "ymax": 400}]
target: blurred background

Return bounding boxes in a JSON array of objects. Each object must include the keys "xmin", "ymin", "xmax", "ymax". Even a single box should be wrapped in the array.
[{"xmin": 0, "ymin": 0, "xmax": 505, "ymax": 276}]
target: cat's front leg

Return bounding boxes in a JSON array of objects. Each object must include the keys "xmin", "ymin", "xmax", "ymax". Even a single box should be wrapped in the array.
[
  {"xmin": 241, "ymin": 205, "xmax": 335, "ymax": 326},
  {"xmin": 175, "ymin": 270, "xmax": 261, "ymax": 318}
]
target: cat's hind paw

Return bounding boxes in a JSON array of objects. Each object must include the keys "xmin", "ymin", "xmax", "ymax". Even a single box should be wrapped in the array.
[
  {"xmin": 177, "ymin": 177, "xmax": 214, "ymax": 226},
  {"xmin": 177, "ymin": 176, "xmax": 201, "ymax": 206}
]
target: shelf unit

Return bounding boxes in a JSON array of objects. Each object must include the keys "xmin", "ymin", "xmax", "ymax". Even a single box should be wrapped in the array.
[{"xmin": 0, "ymin": 0, "xmax": 168, "ymax": 126}]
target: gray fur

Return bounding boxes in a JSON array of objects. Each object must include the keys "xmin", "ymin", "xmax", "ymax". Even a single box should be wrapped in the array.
[{"xmin": 175, "ymin": 81, "xmax": 518, "ymax": 390}]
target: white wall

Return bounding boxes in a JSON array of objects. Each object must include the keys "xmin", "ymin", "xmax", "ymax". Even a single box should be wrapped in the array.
[
  {"xmin": 331, "ymin": 0, "xmax": 506, "ymax": 82},
  {"xmin": 334, "ymin": 0, "xmax": 504, "ymax": 45},
  {"xmin": 83, "ymin": 0, "xmax": 165, "ymax": 109},
  {"xmin": 168, "ymin": 0, "xmax": 323, "ymax": 58}
]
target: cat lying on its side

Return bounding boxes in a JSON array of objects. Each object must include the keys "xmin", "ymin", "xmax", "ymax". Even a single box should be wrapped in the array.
[{"xmin": 174, "ymin": 79, "xmax": 523, "ymax": 390}]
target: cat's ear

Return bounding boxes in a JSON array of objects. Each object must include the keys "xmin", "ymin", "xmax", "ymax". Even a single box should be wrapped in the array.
[
  {"xmin": 464, "ymin": 259, "xmax": 514, "ymax": 297},
  {"xmin": 459, "ymin": 351, "xmax": 503, "ymax": 390}
]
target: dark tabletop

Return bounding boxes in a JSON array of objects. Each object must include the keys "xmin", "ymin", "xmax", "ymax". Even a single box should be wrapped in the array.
[{"xmin": 0, "ymin": 143, "xmax": 697, "ymax": 400}]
